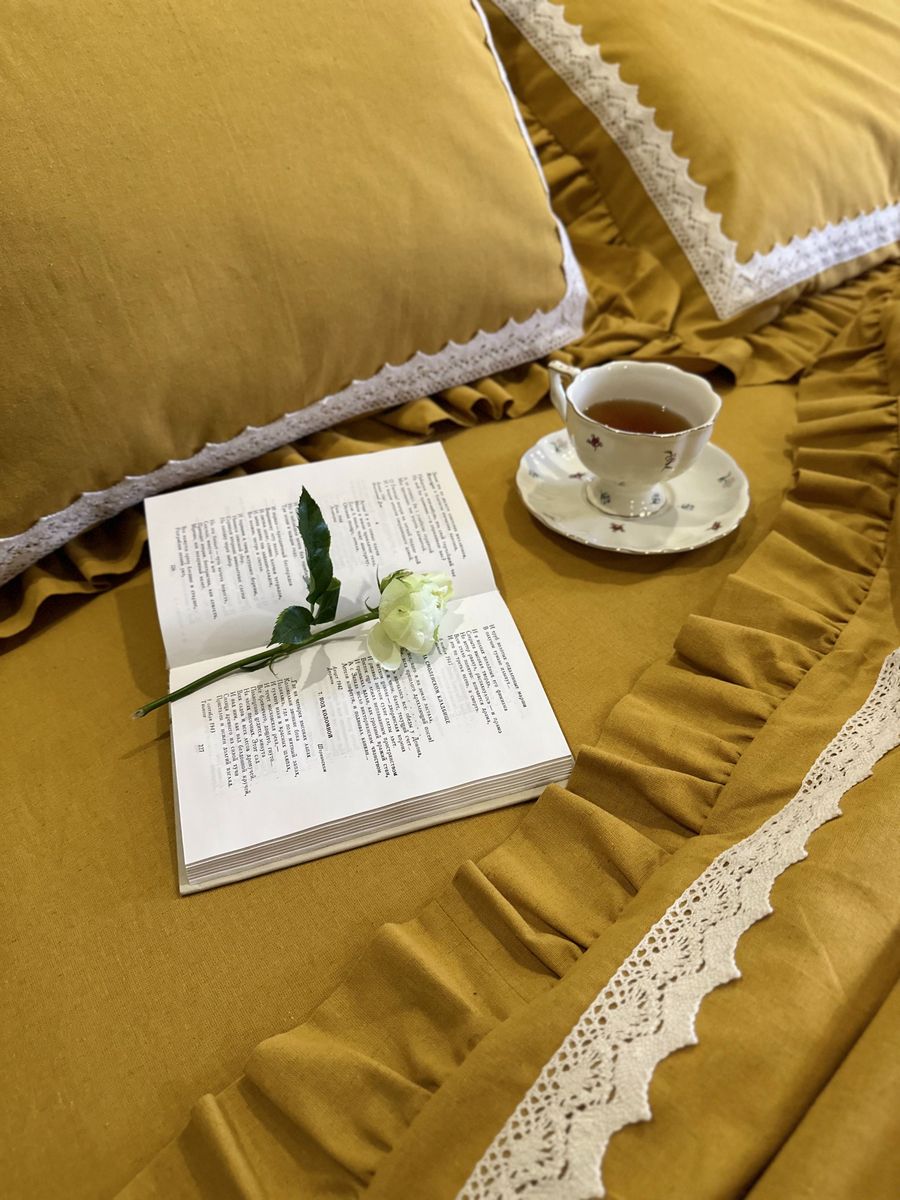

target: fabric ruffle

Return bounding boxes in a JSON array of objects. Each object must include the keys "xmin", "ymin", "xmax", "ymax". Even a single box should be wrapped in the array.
[
  {"xmin": 119, "ymin": 264, "xmax": 898, "ymax": 1197},
  {"xmin": 6, "ymin": 109, "xmax": 890, "ymax": 645},
  {"xmin": 540, "ymin": 104, "xmax": 900, "ymax": 388},
  {"xmin": 0, "ymin": 364, "xmax": 551, "ymax": 642}
]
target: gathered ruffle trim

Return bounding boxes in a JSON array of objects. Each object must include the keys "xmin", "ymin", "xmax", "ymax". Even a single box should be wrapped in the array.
[
  {"xmin": 5, "ymin": 94, "xmax": 894, "ymax": 644},
  {"xmin": 118, "ymin": 260, "xmax": 898, "ymax": 1200},
  {"xmin": 0, "ymin": 363, "xmax": 557, "ymax": 643},
  {"xmin": 569, "ymin": 289, "xmax": 897, "ymax": 843},
  {"xmin": 493, "ymin": 0, "xmax": 900, "ymax": 320},
  {"xmin": 484, "ymin": 17, "xmax": 897, "ymax": 387},
  {"xmin": 460, "ymin": 647, "xmax": 900, "ymax": 1200}
]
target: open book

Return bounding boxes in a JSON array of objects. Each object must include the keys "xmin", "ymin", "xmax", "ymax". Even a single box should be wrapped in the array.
[{"xmin": 146, "ymin": 443, "xmax": 572, "ymax": 893}]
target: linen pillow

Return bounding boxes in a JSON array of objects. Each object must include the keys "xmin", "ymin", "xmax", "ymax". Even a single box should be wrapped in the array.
[
  {"xmin": 0, "ymin": 0, "xmax": 585, "ymax": 585},
  {"xmin": 489, "ymin": 0, "xmax": 900, "ymax": 324}
]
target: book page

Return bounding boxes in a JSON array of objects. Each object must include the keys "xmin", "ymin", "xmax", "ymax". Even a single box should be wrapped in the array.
[
  {"xmin": 146, "ymin": 444, "xmax": 495, "ymax": 668},
  {"xmin": 168, "ymin": 591, "xmax": 571, "ymax": 867}
]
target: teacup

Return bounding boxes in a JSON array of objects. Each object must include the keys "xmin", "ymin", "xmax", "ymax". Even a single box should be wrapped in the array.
[{"xmin": 548, "ymin": 360, "xmax": 721, "ymax": 518}]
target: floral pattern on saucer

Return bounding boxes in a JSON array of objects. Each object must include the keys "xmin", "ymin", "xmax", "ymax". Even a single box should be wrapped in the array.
[{"xmin": 517, "ymin": 433, "xmax": 750, "ymax": 555}]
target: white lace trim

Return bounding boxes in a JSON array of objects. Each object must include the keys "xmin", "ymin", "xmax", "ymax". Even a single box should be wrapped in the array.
[
  {"xmin": 459, "ymin": 648, "xmax": 900, "ymax": 1199},
  {"xmin": 495, "ymin": 0, "xmax": 900, "ymax": 320},
  {"xmin": 0, "ymin": 2, "xmax": 587, "ymax": 590}
]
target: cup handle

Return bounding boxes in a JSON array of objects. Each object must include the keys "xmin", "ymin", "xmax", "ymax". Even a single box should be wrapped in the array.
[{"xmin": 547, "ymin": 360, "xmax": 580, "ymax": 421}]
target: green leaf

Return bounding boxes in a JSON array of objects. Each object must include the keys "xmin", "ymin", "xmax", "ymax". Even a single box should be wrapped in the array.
[
  {"xmin": 315, "ymin": 576, "xmax": 341, "ymax": 624},
  {"xmin": 270, "ymin": 604, "xmax": 313, "ymax": 645},
  {"xmin": 378, "ymin": 568, "xmax": 411, "ymax": 593},
  {"xmin": 297, "ymin": 489, "xmax": 336, "ymax": 611}
]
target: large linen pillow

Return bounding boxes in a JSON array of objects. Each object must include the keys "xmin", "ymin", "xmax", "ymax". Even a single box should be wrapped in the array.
[
  {"xmin": 489, "ymin": 0, "xmax": 900, "ymax": 324},
  {"xmin": 0, "ymin": 0, "xmax": 585, "ymax": 585}
]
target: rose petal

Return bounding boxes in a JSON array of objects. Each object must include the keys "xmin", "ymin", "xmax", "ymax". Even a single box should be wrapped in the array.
[
  {"xmin": 367, "ymin": 621, "xmax": 402, "ymax": 670},
  {"xmin": 381, "ymin": 577, "xmax": 413, "ymax": 608},
  {"xmin": 383, "ymin": 608, "xmax": 411, "ymax": 642}
]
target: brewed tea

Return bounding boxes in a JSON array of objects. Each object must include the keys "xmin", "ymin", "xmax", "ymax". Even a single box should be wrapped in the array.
[{"xmin": 586, "ymin": 398, "xmax": 692, "ymax": 434}]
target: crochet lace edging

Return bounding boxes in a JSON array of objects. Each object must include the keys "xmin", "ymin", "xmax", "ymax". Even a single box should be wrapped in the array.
[
  {"xmin": 458, "ymin": 647, "xmax": 900, "ymax": 1198},
  {"xmin": 0, "ymin": 1, "xmax": 588, "ymax": 589},
  {"xmin": 496, "ymin": 0, "xmax": 900, "ymax": 320}
]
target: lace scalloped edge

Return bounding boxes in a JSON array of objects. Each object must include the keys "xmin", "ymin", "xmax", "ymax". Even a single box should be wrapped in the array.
[
  {"xmin": 0, "ymin": 1, "xmax": 588, "ymax": 591},
  {"xmin": 495, "ymin": 0, "xmax": 900, "ymax": 320},
  {"xmin": 459, "ymin": 647, "xmax": 900, "ymax": 1199}
]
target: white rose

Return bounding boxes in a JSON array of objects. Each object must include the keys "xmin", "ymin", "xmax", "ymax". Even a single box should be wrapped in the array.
[{"xmin": 367, "ymin": 570, "xmax": 453, "ymax": 670}]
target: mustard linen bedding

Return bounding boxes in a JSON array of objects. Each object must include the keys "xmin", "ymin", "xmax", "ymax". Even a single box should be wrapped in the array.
[
  {"xmin": 112, "ymin": 262, "xmax": 900, "ymax": 1199},
  {"xmin": 1, "ymin": 278, "xmax": 897, "ymax": 1196},
  {"xmin": 2, "ymin": 114, "xmax": 898, "ymax": 1199},
  {"xmin": 488, "ymin": 0, "xmax": 900, "ymax": 323},
  {"xmin": 0, "ymin": 1, "xmax": 581, "ymax": 579},
  {"xmin": 0, "ymin": 118, "xmax": 885, "ymax": 643},
  {"xmin": 0, "ymin": 378, "xmax": 796, "ymax": 1199}
]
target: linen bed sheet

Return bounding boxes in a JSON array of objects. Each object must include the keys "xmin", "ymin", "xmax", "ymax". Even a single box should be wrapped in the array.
[
  {"xmin": 0, "ymin": 377, "xmax": 796, "ymax": 1199},
  {"xmin": 2, "ymin": 125, "xmax": 898, "ymax": 1200},
  {"xmin": 123, "ymin": 264, "xmax": 900, "ymax": 1200}
]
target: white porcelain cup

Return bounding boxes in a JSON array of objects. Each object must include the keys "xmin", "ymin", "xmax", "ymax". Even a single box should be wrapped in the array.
[{"xmin": 548, "ymin": 360, "xmax": 721, "ymax": 518}]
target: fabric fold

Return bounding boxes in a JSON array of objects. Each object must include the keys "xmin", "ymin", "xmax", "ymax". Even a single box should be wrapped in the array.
[
  {"xmin": 6, "ymin": 113, "xmax": 893, "ymax": 644},
  {"xmin": 445, "ymin": 860, "xmax": 584, "ymax": 978},
  {"xmin": 0, "ymin": 369, "xmax": 550, "ymax": 641},
  {"xmin": 119, "ymin": 255, "xmax": 898, "ymax": 1197},
  {"xmin": 570, "ymin": 281, "xmax": 897, "ymax": 846}
]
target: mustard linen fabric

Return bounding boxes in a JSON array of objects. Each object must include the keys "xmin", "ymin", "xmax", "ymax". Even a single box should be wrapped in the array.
[
  {"xmin": 115, "ymin": 266, "xmax": 900, "ymax": 1196},
  {"xmin": 488, "ymin": 0, "xmax": 900, "ymax": 331},
  {"xmin": 0, "ymin": 0, "xmax": 568, "ymax": 553},
  {"xmin": 0, "ymin": 111, "xmax": 880, "ymax": 644},
  {"xmin": 529, "ymin": 112, "xmax": 900, "ymax": 388},
  {"xmin": 746, "ymin": 978, "xmax": 900, "ymax": 1200},
  {"xmin": 1, "ymin": 270, "xmax": 897, "ymax": 1190},
  {"xmin": 2, "ymin": 102, "xmax": 898, "ymax": 1198},
  {"xmin": 0, "ymin": 372, "xmax": 800, "ymax": 1199}
]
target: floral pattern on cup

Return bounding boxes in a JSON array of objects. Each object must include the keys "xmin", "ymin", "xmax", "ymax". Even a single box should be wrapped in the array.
[
  {"xmin": 546, "ymin": 360, "xmax": 722, "ymax": 521},
  {"xmin": 517, "ymin": 430, "xmax": 748, "ymax": 556}
]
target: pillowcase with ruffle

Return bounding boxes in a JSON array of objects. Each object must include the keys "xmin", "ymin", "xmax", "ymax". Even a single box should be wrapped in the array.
[
  {"xmin": 489, "ymin": 0, "xmax": 899, "ymax": 328},
  {"xmin": 0, "ymin": 0, "xmax": 586, "ymax": 586}
]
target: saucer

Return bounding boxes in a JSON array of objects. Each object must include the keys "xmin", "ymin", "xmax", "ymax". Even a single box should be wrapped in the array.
[{"xmin": 517, "ymin": 431, "xmax": 749, "ymax": 555}]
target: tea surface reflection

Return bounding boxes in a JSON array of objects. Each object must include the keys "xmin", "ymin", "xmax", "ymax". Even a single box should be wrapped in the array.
[{"xmin": 584, "ymin": 398, "xmax": 692, "ymax": 435}]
